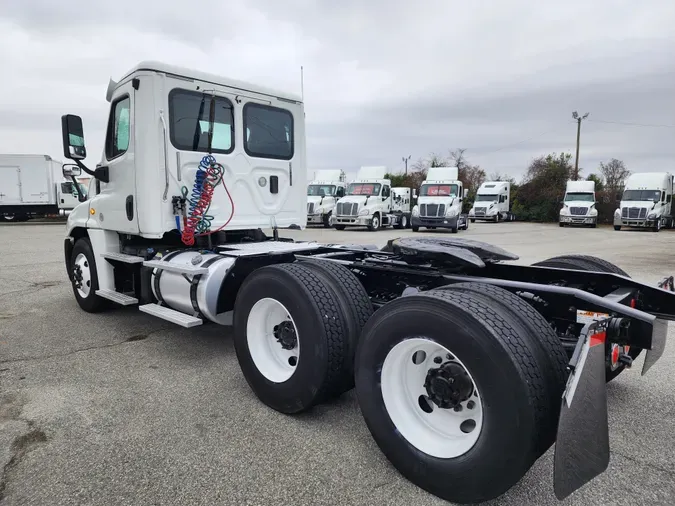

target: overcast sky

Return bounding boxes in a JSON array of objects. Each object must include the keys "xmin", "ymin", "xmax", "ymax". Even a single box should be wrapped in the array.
[{"xmin": 1, "ymin": 0, "xmax": 673, "ymax": 183}]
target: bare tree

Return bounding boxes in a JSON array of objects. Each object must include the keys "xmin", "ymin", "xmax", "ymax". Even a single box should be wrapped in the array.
[
  {"xmin": 599, "ymin": 158, "xmax": 630, "ymax": 195},
  {"xmin": 462, "ymin": 165, "xmax": 487, "ymax": 193},
  {"xmin": 488, "ymin": 172, "xmax": 517, "ymax": 185},
  {"xmin": 448, "ymin": 148, "xmax": 468, "ymax": 169}
]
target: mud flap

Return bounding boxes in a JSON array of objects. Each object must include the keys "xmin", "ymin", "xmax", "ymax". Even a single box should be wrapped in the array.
[{"xmin": 553, "ymin": 321, "xmax": 610, "ymax": 500}]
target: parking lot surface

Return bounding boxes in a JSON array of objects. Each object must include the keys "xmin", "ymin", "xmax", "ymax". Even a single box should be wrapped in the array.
[{"xmin": 1, "ymin": 221, "xmax": 674, "ymax": 506}]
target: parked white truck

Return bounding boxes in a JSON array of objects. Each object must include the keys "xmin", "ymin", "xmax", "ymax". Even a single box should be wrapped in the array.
[
  {"xmin": 56, "ymin": 61, "xmax": 675, "ymax": 505},
  {"xmin": 333, "ymin": 166, "xmax": 411, "ymax": 230},
  {"xmin": 469, "ymin": 181, "xmax": 513, "ymax": 222},
  {"xmin": 306, "ymin": 169, "xmax": 346, "ymax": 227},
  {"xmin": 0, "ymin": 154, "xmax": 87, "ymax": 221},
  {"xmin": 614, "ymin": 172, "xmax": 674, "ymax": 232},
  {"xmin": 559, "ymin": 180, "xmax": 597, "ymax": 228},
  {"xmin": 411, "ymin": 166, "xmax": 469, "ymax": 233}
]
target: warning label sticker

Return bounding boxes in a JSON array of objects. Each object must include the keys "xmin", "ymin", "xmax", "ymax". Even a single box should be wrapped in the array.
[{"xmin": 576, "ymin": 310, "xmax": 610, "ymax": 325}]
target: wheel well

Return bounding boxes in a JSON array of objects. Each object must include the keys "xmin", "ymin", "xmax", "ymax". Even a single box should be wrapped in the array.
[{"xmin": 64, "ymin": 228, "xmax": 89, "ymax": 280}]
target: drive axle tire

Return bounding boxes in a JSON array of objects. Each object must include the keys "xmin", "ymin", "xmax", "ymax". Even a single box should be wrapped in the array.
[
  {"xmin": 354, "ymin": 290, "xmax": 550, "ymax": 504},
  {"xmin": 70, "ymin": 238, "xmax": 109, "ymax": 313},
  {"xmin": 440, "ymin": 282, "xmax": 568, "ymax": 457},
  {"xmin": 531, "ymin": 254, "xmax": 640, "ymax": 381},
  {"xmin": 298, "ymin": 259, "xmax": 374, "ymax": 391},
  {"xmin": 233, "ymin": 263, "xmax": 349, "ymax": 414}
]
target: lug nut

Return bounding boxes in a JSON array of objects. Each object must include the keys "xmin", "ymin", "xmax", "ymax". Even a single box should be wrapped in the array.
[
  {"xmin": 434, "ymin": 357, "xmax": 443, "ymax": 364},
  {"xmin": 467, "ymin": 401, "xmax": 475, "ymax": 410},
  {"xmin": 454, "ymin": 405, "xmax": 463, "ymax": 412},
  {"xmin": 446, "ymin": 353, "xmax": 454, "ymax": 360}
]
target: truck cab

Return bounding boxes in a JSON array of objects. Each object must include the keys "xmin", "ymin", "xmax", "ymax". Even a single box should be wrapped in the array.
[
  {"xmin": 411, "ymin": 166, "xmax": 468, "ymax": 233},
  {"xmin": 614, "ymin": 172, "xmax": 674, "ymax": 232},
  {"xmin": 469, "ymin": 181, "xmax": 512, "ymax": 222},
  {"xmin": 306, "ymin": 169, "xmax": 345, "ymax": 227},
  {"xmin": 559, "ymin": 180, "xmax": 597, "ymax": 227}
]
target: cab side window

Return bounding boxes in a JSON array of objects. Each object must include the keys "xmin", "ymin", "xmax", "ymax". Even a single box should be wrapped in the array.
[
  {"xmin": 382, "ymin": 185, "xmax": 390, "ymax": 197},
  {"xmin": 106, "ymin": 96, "xmax": 131, "ymax": 160}
]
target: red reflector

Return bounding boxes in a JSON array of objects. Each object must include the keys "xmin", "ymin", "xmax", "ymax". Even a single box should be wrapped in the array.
[
  {"xmin": 611, "ymin": 345, "xmax": 620, "ymax": 366},
  {"xmin": 590, "ymin": 331, "xmax": 606, "ymax": 347},
  {"xmin": 630, "ymin": 298, "xmax": 636, "ymax": 308}
]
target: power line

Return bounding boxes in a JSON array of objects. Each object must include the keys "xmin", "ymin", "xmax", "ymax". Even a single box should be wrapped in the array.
[{"xmin": 587, "ymin": 119, "xmax": 675, "ymax": 129}]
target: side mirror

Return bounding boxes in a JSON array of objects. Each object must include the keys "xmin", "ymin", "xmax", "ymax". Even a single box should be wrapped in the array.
[
  {"xmin": 62, "ymin": 163, "xmax": 82, "ymax": 177},
  {"xmin": 61, "ymin": 114, "xmax": 87, "ymax": 160},
  {"xmin": 463, "ymin": 189, "xmax": 469, "ymax": 198}
]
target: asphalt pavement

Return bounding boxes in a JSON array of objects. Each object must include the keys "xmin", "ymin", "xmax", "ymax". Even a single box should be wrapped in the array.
[{"xmin": 1, "ymin": 221, "xmax": 674, "ymax": 505}]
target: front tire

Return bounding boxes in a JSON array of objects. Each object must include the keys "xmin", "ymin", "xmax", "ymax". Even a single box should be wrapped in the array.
[
  {"xmin": 653, "ymin": 218, "xmax": 662, "ymax": 232},
  {"xmin": 368, "ymin": 213, "xmax": 381, "ymax": 231},
  {"xmin": 333, "ymin": 224, "xmax": 346, "ymax": 231},
  {"xmin": 70, "ymin": 238, "xmax": 108, "ymax": 313},
  {"xmin": 411, "ymin": 225, "xmax": 419, "ymax": 232},
  {"xmin": 614, "ymin": 225, "xmax": 621, "ymax": 231},
  {"xmin": 355, "ymin": 290, "xmax": 550, "ymax": 503},
  {"xmin": 233, "ymin": 263, "xmax": 350, "ymax": 413},
  {"xmin": 322, "ymin": 212, "xmax": 331, "ymax": 228}
]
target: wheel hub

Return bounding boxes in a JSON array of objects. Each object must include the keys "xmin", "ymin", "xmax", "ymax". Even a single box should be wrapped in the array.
[
  {"xmin": 273, "ymin": 321, "xmax": 297, "ymax": 350},
  {"xmin": 424, "ymin": 362, "xmax": 474, "ymax": 409},
  {"xmin": 73, "ymin": 264, "xmax": 83, "ymax": 288}
]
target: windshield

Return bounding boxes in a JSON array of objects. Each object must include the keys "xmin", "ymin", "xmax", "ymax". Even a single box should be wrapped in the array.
[
  {"xmin": 622, "ymin": 189, "xmax": 661, "ymax": 202},
  {"xmin": 420, "ymin": 184, "xmax": 458, "ymax": 197},
  {"xmin": 307, "ymin": 184, "xmax": 336, "ymax": 197},
  {"xmin": 475, "ymin": 194, "xmax": 498, "ymax": 202},
  {"xmin": 564, "ymin": 192, "xmax": 594, "ymax": 202},
  {"xmin": 347, "ymin": 183, "xmax": 381, "ymax": 196}
]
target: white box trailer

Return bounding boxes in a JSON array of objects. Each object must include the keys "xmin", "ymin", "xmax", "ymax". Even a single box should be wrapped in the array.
[
  {"xmin": 469, "ymin": 181, "xmax": 513, "ymax": 222},
  {"xmin": 0, "ymin": 154, "xmax": 86, "ymax": 221},
  {"xmin": 614, "ymin": 172, "xmax": 674, "ymax": 232}
]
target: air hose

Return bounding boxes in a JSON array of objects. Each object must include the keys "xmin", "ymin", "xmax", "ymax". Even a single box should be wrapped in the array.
[{"xmin": 180, "ymin": 155, "xmax": 235, "ymax": 246}]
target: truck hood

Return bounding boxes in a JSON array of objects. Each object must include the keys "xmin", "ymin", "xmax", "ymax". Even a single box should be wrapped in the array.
[
  {"xmin": 417, "ymin": 196, "xmax": 455, "ymax": 206},
  {"xmin": 307, "ymin": 195, "xmax": 335, "ymax": 205},
  {"xmin": 339, "ymin": 195, "xmax": 373, "ymax": 205},
  {"xmin": 619, "ymin": 201, "xmax": 655, "ymax": 209},
  {"xmin": 562, "ymin": 201, "xmax": 593, "ymax": 208}
]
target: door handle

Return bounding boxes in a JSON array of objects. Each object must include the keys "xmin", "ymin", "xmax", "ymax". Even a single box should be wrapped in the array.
[{"xmin": 126, "ymin": 195, "xmax": 134, "ymax": 221}]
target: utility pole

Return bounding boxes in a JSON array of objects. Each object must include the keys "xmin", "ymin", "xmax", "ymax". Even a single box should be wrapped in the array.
[
  {"xmin": 402, "ymin": 155, "xmax": 411, "ymax": 175},
  {"xmin": 572, "ymin": 111, "xmax": 589, "ymax": 180}
]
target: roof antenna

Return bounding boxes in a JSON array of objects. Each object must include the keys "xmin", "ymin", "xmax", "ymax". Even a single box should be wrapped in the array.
[{"xmin": 300, "ymin": 66, "xmax": 304, "ymax": 101}]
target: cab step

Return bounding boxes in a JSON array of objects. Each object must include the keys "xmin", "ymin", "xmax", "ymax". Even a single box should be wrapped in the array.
[
  {"xmin": 95, "ymin": 289, "xmax": 138, "ymax": 306},
  {"xmin": 101, "ymin": 252, "xmax": 145, "ymax": 264},
  {"xmin": 138, "ymin": 303, "xmax": 203, "ymax": 328},
  {"xmin": 142, "ymin": 260, "xmax": 208, "ymax": 275}
]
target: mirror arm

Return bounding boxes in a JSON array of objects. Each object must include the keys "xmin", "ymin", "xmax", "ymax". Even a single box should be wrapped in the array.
[
  {"xmin": 69, "ymin": 174, "xmax": 86, "ymax": 203},
  {"xmin": 74, "ymin": 159, "xmax": 96, "ymax": 178}
]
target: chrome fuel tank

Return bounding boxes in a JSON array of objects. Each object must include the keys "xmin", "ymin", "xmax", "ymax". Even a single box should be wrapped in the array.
[{"xmin": 150, "ymin": 251, "xmax": 235, "ymax": 325}]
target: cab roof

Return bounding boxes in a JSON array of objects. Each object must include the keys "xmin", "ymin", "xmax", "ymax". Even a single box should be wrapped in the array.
[{"xmin": 117, "ymin": 61, "xmax": 303, "ymax": 103}]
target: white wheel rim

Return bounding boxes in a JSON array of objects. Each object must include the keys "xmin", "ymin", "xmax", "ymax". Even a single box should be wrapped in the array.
[
  {"xmin": 73, "ymin": 252, "xmax": 92, "ymax": 298},
  {"xmin": 247, "ymin": 298, "xmax": 300, "ymax": 383},
  {"xmin": 373, "ymin": 216, "xmax": 379, "ymax": 228},
  {"xmin": 381, "ymin": 338, "xmax": 483, "ymax": 458},
  {"xmin": 402, "ymin": 216, "xmax": 407, "ymax": 227},
  {"xmin": 4, "ymin": 215, "xmax": 14, "ymax": 220}
]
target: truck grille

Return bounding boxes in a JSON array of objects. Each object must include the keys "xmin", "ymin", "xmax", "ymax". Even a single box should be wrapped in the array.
[
  {"xmin": 570, "ymin": 207, "xmax": 587, "ymax": 216},
  {"xmin": 622, "ymin": 207, "xmax": 646, "ymax": 219},
  {"xmin": 337, "ymin": 202, "xmax": 358, "ymax": 216},
  {"xmin": 307, "ymin": 202, "xmax": 315, "ymax": 215},
  {"xmin": 420, "ymin": 204, "xmax": 446, "ymax": 217},
  {"xmin": 474, "ymin": 207, "xmax": 486, "ymax": 217}
]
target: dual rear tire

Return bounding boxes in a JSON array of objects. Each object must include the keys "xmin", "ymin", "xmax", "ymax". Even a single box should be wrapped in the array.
[{"xmin": 234, "ymin": 265, "xmax": 567, "ymax": 503}]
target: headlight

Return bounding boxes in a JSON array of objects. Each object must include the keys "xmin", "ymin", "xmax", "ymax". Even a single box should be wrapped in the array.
[
  {"xmin": 358, "ymin": 208, "xmax": 369, "ymax": 216},
  {"xmin": 560, "ymin": 205, "xmax": 569, "ymax": 216},
  {"xmin": 412, "ymin": 205, "xmax": 419, "ymax": 216},
  {"xmin": 446, "ymin": 207, "xmax": 458, "ymax": 217},
  {"xmin": 614, "ymin": 209, "xmax": 621, "ymax": 217},
  {"xmin": 648, "ymin": 212, "xmax": 657, "ymax": 219},
  {"xmin": 468, "ymin": 208, "xmax": 474, "ymax": 215},
  {"xmin": 590, "ymin": 207, "xmax": 598, "ymax": 216}
]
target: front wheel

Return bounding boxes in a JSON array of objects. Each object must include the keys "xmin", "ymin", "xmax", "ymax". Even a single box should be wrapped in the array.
[
  {"xmin": 412, "ymin": 225, "xmax": 419, "ymax": 232},
  {"xmin": 70, "ymin": 238, "xmax": 108, "ymax": 313},
  {"xmin": 322, "ymin": 212, "xmax": 331, "ymax": 228},
  {"xmin": 333, "ymin": 224, "xmax": 346, "ymax": 231},
  {"xmin": 470, "ymin": 218, "xmax": 475, "ymax": 223},
  {"xmin": 614, "ymin": 225, "xmax": 621, "ymax": 231},
  {"xmin": 653, "ymin": 218, "xmax": 662, "ymax": 232},
  {"xmin": 368, "ymin": 214, "xmax": 381, "ymax": 231}
]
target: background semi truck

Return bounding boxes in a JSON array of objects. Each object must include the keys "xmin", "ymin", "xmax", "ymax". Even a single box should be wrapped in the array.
[
  {"xmin": 559, "ymin": 180, "xmax": 597, "ymax": 228},
  {"xmin": 306, "ymin": 169, "xmax": 346, "ymax": 227},
  {"xmin": 614, "ymin": 172, "xmax": 674, "ymax": 232},
  {"xmin": 468, "ymin": 181, "xmax": 513, "ymax": 222},
  {"xmin": 0, "ymin": 154, "xmax": 86, "ymax": 221},
  {"xmin": 411, "ymin": 166, "xmax": 469, "ymax": 233},
  {"xmin": 333, "ymin": 166, "xmax": 411, "ymax": 230},
  {"xmin": 58, "ymin": 61, "xmax": 675, "ymax": 505}
]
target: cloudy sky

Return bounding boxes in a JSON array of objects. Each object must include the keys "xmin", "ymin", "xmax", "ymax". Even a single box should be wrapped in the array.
[{"xmin": 1, "ymin": 0, "xmax": 673, "ymax": 182}]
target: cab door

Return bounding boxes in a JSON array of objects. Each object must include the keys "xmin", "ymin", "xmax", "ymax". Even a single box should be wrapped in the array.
[{"xmin": 89, "ymin": 81, "xmax": 139, "ymax": 233}]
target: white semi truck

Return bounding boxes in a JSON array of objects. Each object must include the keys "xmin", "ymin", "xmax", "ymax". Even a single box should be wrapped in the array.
[
  {"xmin": 614, "ymin": 172, "xmax": 674, "ymax": 232},
  {"xmin": 559, "ymin": 180, "xmax": 597, "ymax": 228},
  {"xmin": 0, "ymin": 154, "xmax": 87, "ymax": 221},
  {"xmin": 306, "ymin": 169, "xmax": 346, "ymax": 227},
  {"xmin": 332, "ymin": 166, "xmax": 411, "ymax": 230},
  {"xmin": 411, "ymin": 166, "xmax": 469, "ymax": 233},
  {"xmin": 58, "ymin": 61, "xmax": 675, "ymax": 505},
  {"xmin": 468, "ymin": 181, "xmax": 513, "ymax": 223}
]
